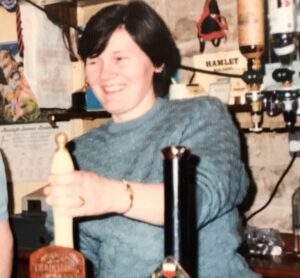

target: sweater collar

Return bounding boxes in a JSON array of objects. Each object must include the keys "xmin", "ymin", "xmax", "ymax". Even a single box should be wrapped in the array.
[{"xmin": 106, "ymin": 97, "xmax": 167, "ymax": 133}]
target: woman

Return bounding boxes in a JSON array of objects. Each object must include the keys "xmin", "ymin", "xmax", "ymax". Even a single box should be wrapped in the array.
[
  {"xmin": 0, "ymin": 152, "xmax": 13, "ymax": 278},
  {"xmin": 45, "ymin": 1, "xmax": 258, "ymax": 277}
]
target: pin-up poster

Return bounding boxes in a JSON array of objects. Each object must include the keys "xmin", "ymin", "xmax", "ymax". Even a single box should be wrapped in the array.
[
  {"xmin": 0, "ymin": 42, "xmax": 40, "ymax": 124},
  {"xmin": 0, "ymin": 2, "xmax": 73, "ymax": 125}
]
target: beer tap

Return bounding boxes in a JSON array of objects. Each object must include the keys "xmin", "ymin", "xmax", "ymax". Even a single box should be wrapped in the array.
[
  {"xmin": 262, "ymin": 69, "xmax": 293, "ymax": 119},
  {"xmin": 241, "ymin": 62, "xmax": 264, "ymax": 132},
  {"xmin": 262, "ymin": 68, "xmax": 299, "ymax": 132},
  {"xmin": 272, "ymin": 68, "xmax": 298, "ymax": 132},
  {"xmin": 262, "ymin": 90, "xmax": 282, "ymax": 118}
]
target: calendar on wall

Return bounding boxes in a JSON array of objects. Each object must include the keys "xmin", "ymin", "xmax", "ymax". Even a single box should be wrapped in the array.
[{"xmin": 0, "ymin": 121, "xmax": 71, "ymax": 182}]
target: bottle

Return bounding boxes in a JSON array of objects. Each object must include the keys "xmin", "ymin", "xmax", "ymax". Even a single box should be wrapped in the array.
[
  {"xmin": 268, "ymin": 0, "xmax": 297, "ymax": 65},
  {"xmin": 237, "ymin": 0, "xmax": 265, "ymax": 71},
  {"xmin": 237, "ymin": 0, "xmax": 265, "ymax": 132}
]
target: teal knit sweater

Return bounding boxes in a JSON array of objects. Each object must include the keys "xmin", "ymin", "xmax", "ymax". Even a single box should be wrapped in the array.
[{"xmin": 46, "ymin": 97, "xmax": 259, "ymax": 278}]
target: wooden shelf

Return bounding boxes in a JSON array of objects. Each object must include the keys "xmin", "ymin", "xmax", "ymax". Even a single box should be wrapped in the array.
[
  {"xmin": 47, "ymin": 110, "xmax": 111, "ymax": 128},
  {"xmin": 45, "ymin": 106, "xmax": 300, "ymax": 133}
]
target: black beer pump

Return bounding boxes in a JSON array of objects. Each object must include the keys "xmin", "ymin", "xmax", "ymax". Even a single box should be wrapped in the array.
[{"xmin": 152, "ymin": 145, "xmax": 197, "ymax": 278}]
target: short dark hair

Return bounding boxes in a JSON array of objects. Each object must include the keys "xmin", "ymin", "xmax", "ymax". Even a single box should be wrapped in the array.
[{"xmin": 78, "ymin": 0, "xmax": 180, "ymax": 96}]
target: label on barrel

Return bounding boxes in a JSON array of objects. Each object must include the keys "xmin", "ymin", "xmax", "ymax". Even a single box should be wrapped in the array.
[{"xmin": 30, "ymin": 246, "xmax": 85, "ymax": 278}]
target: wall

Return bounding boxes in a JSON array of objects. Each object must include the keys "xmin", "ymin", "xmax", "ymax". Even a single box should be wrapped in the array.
[
  {"xmin": 245, "ymin": 133, "xmax": 300, "ymax": 233},
  {"xmin": 1, "ymin": 1, "xmax": 299, "ymax": 233}
]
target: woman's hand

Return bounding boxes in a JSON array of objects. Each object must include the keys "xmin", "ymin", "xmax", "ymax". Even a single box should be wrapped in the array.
[
  {"xmin": 44, "ymin": 171, "xmax": 126, "ymax": 218},
  {"xmin": 44, "ymin": 170, "xmax": 165, "ymax": 225}
]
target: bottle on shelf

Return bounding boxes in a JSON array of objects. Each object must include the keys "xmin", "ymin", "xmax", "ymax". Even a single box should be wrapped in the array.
[
  {"xmin": 237, "ymin": 0, "xmax": 265, "ymax": 132},
  {"xmin": 267, "ymin": 1, "xmax": 300, "ymax": 131},
  {"xmin": 268, "ymin": 0, "xmax": 297, "ymax": 66},
  {"xmin": 237, "ymin": 0, "xmax": 265, "ymax": 73}
]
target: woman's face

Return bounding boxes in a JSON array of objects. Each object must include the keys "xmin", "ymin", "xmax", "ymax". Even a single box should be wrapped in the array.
[{"xmin": 85, "ymin": 26, "xmax": 161, "ymax": 123}]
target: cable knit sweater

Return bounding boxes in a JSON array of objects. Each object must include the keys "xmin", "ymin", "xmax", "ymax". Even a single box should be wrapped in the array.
[{"xmin": 46, "ymin": 97, "xmax": 259, "ymax": 278}]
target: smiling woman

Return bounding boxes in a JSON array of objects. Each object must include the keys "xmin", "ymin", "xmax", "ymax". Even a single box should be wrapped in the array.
[
  {"xmin": 78, "ymin": 1, "xmax": 180, "ymax": 98},
  {"xmin": 84, "ymin": 26, "xmax": 160, "ymax": 123},
  {"xmin": 44, "ymin": 1, "xmax": 259, "ymax": 277}
]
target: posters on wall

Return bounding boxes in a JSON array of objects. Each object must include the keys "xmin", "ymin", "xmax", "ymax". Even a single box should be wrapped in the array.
[
  {"xmin": 0, "ymin": 42, "xmax": 40, "ymax": 124},
  {"xmin": 1, "ymin": 2, "xmax": 74, "ymax": 125},
  {"xmin": 0, "ymin": 4, "xmax": 75, "ymax": 183}
]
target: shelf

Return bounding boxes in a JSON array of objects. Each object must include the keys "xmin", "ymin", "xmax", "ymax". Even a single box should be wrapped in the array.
[
  {"xmin": 47, "ymin": 110, "xmax": 111, "ymax": 128},
  {"xmin": 45, "ymin": 105, "xmax": 300, "ymax": 133}
]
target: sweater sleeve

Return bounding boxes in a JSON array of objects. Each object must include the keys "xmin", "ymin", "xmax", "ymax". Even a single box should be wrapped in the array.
[{"xmin": 179, "ymin": 97, "xmax": 249, "ymax": 228}]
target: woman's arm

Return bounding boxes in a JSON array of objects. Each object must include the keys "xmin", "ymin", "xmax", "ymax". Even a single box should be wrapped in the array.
[
  {"xmin": 0, "ymin": 220, "xmax": 13, "ymax": 278},
  {"xmin": 180, "ymin": 98, "xmax": 249, "ymax": 228},
  {"xmin": 116, "ymin": 180, "xmax": 164, "ymax": 225},
  {"xmin": 45, "ymin": 173, "xmax": 165, "ymax": 226}
]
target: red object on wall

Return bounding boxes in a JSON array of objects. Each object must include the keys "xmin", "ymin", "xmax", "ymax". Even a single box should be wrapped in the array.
[{"xmin": 197, "ymin": 0, "xmax": 228, "ymax": 52}]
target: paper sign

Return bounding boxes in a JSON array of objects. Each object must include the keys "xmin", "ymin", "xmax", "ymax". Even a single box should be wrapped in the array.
[{"xmin": 193, "ymin": 50, "xmax": 248, "ymax": 104}]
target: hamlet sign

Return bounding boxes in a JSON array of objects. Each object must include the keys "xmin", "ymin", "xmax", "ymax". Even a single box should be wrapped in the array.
[{"xmin": 193, "ymin": 50, "xmax": 248, "ymax": 105}]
